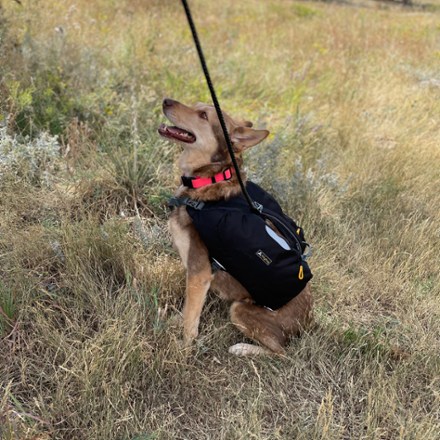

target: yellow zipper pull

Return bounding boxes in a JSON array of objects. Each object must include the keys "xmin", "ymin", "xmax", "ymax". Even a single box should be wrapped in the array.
[{"xmin": 298, "ymin": 265, "xmax": 304, "ymax": 280}]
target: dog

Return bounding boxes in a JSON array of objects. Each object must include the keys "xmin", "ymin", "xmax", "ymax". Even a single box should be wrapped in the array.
[{"xmin": 159, "ymin": 98, "xmax": 313, "ymax": 356}]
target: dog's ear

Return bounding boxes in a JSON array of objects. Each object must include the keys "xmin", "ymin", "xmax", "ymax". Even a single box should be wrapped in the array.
[
  {"xmin": 233, "ymin": 118, "xmax": 253, "ymax": 127},
  {"xmin": 231, "ymin": 126, "xmax": 269, "ymax": 151}
]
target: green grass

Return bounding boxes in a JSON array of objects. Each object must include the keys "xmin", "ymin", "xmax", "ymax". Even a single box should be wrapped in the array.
[{"xmin": 1, "ymin": 0, "xmax": 439, "ymax": 438}]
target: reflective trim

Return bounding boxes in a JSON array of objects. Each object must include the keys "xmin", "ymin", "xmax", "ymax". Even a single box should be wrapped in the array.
[{"xmin": 265, "ymin": 225, "xmax": 291, "ymax": 250}]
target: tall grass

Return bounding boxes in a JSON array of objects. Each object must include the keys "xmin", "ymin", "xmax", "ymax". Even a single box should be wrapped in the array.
[{"xmin": 1, "ymin": 0, "xmax": 439, "ymax": 438}]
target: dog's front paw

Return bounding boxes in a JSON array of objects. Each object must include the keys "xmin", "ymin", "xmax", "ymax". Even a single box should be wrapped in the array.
[{"xmin": 183, "ymin": 325, "xmax": 199, "ymax": 347}]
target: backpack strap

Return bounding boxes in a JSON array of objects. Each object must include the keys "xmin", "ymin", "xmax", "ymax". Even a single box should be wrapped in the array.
[
  {"xmin": 168, "ymin": 196, "xmax": 205, "ymax": 210},
  {"xmin": 168, "ymin": 196, "xmax": 312, "ymax": 259},
  {"xmin": 168, "ymin": 197, "xmax": 226, "ymax": 273}
]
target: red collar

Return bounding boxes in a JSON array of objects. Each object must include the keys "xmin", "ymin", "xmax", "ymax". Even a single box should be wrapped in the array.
[{"xmin": 181, "ymin": 168, "xmax": 233, "ymax": 189}]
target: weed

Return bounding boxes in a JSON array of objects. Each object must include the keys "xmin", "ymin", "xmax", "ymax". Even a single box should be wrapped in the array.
[{"xmin": 0, "ymin": 0, "xmax": 439, "ymax": 438}]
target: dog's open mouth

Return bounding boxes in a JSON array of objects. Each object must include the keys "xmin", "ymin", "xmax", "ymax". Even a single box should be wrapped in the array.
[{"xmin": 158, "ymin": 124, "xmax": 196, "ymax": 143}]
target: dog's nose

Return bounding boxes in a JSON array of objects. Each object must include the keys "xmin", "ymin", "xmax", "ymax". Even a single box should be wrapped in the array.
[{"xmin": 163, "ymin": 98, "xmax": 175, "ymax": 108}]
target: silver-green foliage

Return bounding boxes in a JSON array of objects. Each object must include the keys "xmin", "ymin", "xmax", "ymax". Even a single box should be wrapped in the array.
[{"xmin": 0, "ymin": 127, "xmax": 60, "ymax": 185}]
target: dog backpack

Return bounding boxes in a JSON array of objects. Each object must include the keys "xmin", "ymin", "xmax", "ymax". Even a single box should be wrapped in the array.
[{"xmin": 170, "ymin": 182, "xmax": 313, "ymax": 310}]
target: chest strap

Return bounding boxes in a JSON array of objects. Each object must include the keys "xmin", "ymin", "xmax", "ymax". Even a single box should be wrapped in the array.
[
  {"xmin": 168, "ymin": 195, "xmax": 312, "ymax": 260},
  {"xmin": 168, "ymin": 196, "xmax": 205, "ymax": 210}
]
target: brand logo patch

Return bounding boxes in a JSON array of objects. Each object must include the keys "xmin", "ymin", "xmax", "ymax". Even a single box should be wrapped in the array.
[{"xmin": 256, "ymin": 250, "xmax": 272, "ymax": 266}]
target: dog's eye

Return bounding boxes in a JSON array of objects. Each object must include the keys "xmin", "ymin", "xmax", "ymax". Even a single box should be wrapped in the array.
[{"xmin": 199, "ymin": 111, "xmax": 208, "ymax": 120}]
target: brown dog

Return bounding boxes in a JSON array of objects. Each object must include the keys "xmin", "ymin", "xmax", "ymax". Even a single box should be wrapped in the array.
[{"xmin": 159, "ymin": 98, "xmax": 313, "ymax": 356}]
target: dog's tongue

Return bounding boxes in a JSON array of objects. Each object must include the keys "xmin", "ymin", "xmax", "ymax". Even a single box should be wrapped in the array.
[{"xmin": 158, "ymin": 124, "xmax": 196, "ymax": 143}]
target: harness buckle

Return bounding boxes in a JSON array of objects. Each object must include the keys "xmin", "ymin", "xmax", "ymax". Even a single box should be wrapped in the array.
[
  {"xmin": 185, "ymin": 198, "xmax": 205, "ymax": 210},
  {"xmin": 168, "ymin": 197, "xmax": 205, "ymax": 210},
  {"xmin": 252, "ymin": 201, "xmax": 264, "ymax": 213},
  {"xmin": 301, "ymin": 243, "xmax": 313, "ymax": 261}
]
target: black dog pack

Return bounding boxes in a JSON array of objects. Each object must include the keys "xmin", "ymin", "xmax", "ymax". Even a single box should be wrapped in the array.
[{"xmin": 170, "ymin": 182, "xmax": 313, "ymax": 310}]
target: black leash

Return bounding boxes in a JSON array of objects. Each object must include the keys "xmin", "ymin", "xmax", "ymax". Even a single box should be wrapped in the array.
[{"xmin": 180, "ymin": 0, "xmax": 260, "ymax": 213}]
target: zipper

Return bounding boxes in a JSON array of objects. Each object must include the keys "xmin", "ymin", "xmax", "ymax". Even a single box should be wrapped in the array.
[{"xmin": 260, "ymin": 209, "xmax": 303, "ymax": 255}]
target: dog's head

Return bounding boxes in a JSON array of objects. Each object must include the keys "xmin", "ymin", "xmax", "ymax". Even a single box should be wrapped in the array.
[{"xmin": 158, "ymin": 98, "xmax": 269, "ymax": 175}]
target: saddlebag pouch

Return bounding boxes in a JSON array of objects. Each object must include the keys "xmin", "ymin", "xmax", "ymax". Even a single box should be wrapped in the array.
[{"xmin": 171, "ymin": 182, "xmax": 313, "ymax": 310}]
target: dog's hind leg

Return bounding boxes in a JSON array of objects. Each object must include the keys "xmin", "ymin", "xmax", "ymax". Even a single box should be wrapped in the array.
[
  {"xmin": 276, "ymin": 284, "xmax": 314, "ymax": 337},
  {"xmin": 211, "ymin": 270, "xmax": 252, "ymax": 302},
  {"xmin": 229, "ymin": 301, "xmax": 286, "ymax": 355}
]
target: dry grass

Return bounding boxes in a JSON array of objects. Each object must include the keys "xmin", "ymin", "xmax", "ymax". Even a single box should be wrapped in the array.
[{"xmin": 1, "ymin": 0, "xmax": 439, "ymax": 438}]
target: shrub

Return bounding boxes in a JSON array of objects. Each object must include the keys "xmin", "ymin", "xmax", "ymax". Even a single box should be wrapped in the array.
[{"xmin": 0, "ymin": 127, "xmax": 61, "ymax": 186}]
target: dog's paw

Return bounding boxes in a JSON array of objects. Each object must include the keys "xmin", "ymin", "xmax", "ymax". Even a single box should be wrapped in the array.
[
  {"xmin": 228, "ymin": 343, "xmax": 271, "ymax": 357},
  {"xmin": 183, "ymin": 327, "xmax": 199, "ymax": 347}
]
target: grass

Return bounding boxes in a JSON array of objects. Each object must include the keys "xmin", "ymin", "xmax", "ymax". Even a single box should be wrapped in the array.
[{"xmin": 1, "ymin": 0, "xmax": 439, "ymax": 438}]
